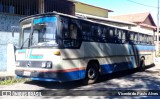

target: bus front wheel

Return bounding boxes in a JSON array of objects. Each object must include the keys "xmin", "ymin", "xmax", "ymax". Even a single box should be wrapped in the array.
[{"xmin": 83, "ymin": 63, "xmax": 99, "ymax": 84}]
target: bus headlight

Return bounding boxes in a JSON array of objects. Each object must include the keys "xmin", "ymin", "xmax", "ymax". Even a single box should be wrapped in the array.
[
  {"xmin": 46, "ymin": 61, "xmax": 52, "ymax": 68},
  {"xmin": 15, "ymin": 62, "xmax": 20, "ymax": 66},
  {"xmin": 42, "ymin": 62, "xmax": 46, "ymax": 68},
  {"xmin": 42, "ymin": 61, "xmax": 52, "ymax": 68}
]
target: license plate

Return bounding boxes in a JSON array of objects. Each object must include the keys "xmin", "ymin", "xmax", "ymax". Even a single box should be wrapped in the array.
[{"xmin": 23, "ymin": 71, "xmax": 31, "ymax": 76}]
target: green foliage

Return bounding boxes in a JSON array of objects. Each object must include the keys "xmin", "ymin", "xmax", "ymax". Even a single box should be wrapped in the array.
[{"xmin": 0, "ymin": 78, "xmax": 30, "ymax": 85}]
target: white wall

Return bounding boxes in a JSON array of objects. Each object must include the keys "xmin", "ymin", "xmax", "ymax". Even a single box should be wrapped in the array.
[{"xmin": 0, "ymin": 14, "xmax": 23, "ymax": 72}]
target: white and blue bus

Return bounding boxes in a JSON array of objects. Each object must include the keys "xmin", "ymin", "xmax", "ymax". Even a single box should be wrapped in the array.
[{"xmin": 14, "ymin": 12, "xmax": 155, "ymax": 84}]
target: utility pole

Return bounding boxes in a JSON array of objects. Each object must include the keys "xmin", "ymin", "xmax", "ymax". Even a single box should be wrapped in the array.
[{"xmin": 157, "ymin": 0, "xmax": 159, "ymax": 56}]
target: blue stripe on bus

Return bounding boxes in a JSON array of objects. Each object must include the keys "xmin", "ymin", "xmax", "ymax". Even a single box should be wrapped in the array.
[
  {"xmin": 29, "ymin": 55, "xmax": 43, "ymax": 59},
  {"xmin": 30, "ymin": 70, "xmax": 86, "ymax": 82},
  {"xmin": 18, "ymin": 49, "xmax": 26, "ymax": 53},
  {"xmin": 29, "ymin": 50, "xmax": 43, "ymax": 59},
  {"xmin": 31, "ymin": 78, "xmax": 60, "ymax": 82},
  {"xmin": 101, "ymin": 62, "xmax": 133, "ymax": 74},
  {"xmin": 135, "ymin": 45, "xmax": 155, "ymax": 51},
  {"xmin": 33, "ymin": 17, "xmax": 57, "ymax": 24}
]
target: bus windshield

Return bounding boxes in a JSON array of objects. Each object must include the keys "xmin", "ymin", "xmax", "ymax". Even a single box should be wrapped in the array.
[
  {"xmin": 31, "ymin": 16, "xmax": 58, "ymax": 47},
  {"xmin": 20, "ymin": 16, "xmax": 58, "ymax": 48}
]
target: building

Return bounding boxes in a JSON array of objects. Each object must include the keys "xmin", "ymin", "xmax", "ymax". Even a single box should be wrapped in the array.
[
  {"xmin": 110, "ymin": 12, "xmax": 157, "ymax": 36},
  {"xmin": 75, "ymin": 2, "xmax": 112, "ymax": 18},
  {"xmin": 74, "ymin": 2, "xmax": 137, "ymax": 30}
]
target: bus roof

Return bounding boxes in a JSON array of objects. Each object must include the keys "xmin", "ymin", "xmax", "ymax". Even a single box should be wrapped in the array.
[{"xmin": 20, "ymin": 11, "xmax": 153, "ymax": 36}]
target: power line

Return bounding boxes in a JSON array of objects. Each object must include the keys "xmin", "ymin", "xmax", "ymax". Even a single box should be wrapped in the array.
[{"xmin": 127, "ymin": 0, "xmax": 158, "ymax": 8}]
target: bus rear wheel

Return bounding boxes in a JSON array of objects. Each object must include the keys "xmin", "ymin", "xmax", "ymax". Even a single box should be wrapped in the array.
[{"xmin": 83, "ymin": 63, "xmax": 99, "ymax": 84}]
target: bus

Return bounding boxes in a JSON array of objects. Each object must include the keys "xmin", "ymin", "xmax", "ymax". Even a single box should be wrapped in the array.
[{"xmin": 14, "ymin": 12, "xmax": 155, "ymax": 84}]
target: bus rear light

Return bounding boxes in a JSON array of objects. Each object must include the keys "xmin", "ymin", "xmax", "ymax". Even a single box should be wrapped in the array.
[{"xmin": 53, "ymin": 51, "xmax": 61, "ymax": 55}]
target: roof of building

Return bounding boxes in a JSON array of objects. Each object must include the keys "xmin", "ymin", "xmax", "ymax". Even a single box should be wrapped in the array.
[{"xmin": 110, "ymin": 12, "xmax": 156, "ymax": 27}]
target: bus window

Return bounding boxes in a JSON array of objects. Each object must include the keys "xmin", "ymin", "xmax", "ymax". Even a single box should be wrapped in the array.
[
  {"xmin": 93, "ymin": 26, "xmax": 102, "ymax": 42},
  {"xmin": 62, "ymin": 18, "xmax": 80, "ymax": 48},
  {"xmin": 97, "ymin": 26, "xmax": 102, "ymax": 41},
  {"xmin": 109, "ymin": 28, "xmax": 114, "ymax": 37},
  {"xmin": 101, "ymin": 27, "xmax": 107, "ymax": 42},
  {"xmin": 63, "ymin": 20, "xmax": 70, "ymax": 39},
  {"xmin": 147, "ymin": 35, "xmax": 149, "ymax": 44},
  {"xmin": 32, "ymin": 30, "xmax": 38, "ymax": 45},
  {"xmin": 70, "ymin": 24, "xmax": 77, "ymax": 39},
  {"xmin": 134, "ymin": 33, "xmax": 138, "ymax": 44},
  {"xmin": 91, "ymin": 25, "xmax": 98, "ymax": 41},
  {"xmin": 117, "ymin": 29, "xmax": 122, "ymax": 43},
  {"xmin": 130, "ymin": 32, "xmax": 134, "ymax": 42},
  {"xmin": 22, "ymin": 27, "xmax": 31, "ymax": 48},
  {"xmin": 109, "ymin": 27, "xmax": 115, "ymax": 43},
  {"xmin": 125, "ymin": 31, "xmax": 130, "ymax": 43},
  {"xmin": 122, "ymin": 30, "xmax": 126, "ymax": 43},
  {"xmin": 82, "ymin": 22, "xmax": 91, "ymax": 41},
  {"xmin": 118, "ymin": 30, "xmax": 122, "ymax": 39}
]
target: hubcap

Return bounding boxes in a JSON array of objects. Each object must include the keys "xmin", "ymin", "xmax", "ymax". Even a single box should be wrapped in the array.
[{"xmin": 88, "ymin": 68, "xmax": 96, "ymax": 79}]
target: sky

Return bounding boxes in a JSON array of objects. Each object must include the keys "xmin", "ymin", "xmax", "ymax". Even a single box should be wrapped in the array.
[{"xmin": 79, "ymin": 0, "xmax": 158, "ymax": 24}]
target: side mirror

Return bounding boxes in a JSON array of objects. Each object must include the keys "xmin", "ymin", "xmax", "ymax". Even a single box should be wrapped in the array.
[{"xmin": 12, "ymin": 28, "xmax": 15, "ymax": 37}]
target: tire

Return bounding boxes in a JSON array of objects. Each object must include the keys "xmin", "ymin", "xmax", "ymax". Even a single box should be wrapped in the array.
[
  {"xmin": 139, "ymin": 57, "xmax": 145, "ymax": 71},
  {"xmin": 83, "ymin": 63, "xmax": 99, "ymax": 84}
]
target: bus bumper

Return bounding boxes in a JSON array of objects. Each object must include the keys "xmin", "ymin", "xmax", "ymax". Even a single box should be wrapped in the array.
[{"xmin": 15, "ymin": 69, "xmax": 85, "ymax": 82}]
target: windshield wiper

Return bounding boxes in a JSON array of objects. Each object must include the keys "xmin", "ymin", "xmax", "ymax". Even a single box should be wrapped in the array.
[{"xmin": 21, "ymin": 38, "xmax": 30, "ymax": 49}]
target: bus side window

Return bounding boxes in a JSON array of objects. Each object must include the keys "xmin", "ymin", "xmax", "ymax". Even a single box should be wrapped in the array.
[
  {"xmin": 125, "ymin": 31, "xmax": 130, "ymax": 43},
  {"xmin": 109, "ymin": 28, "xmax": 114, "ymax": 43},
  {"xmin": 69, "ymin": 24, "xmax": 77, "ymax": 39},
  {"xmin": 122, "ymin": 30, "xmax": 126, "ymax": 43},
  {"xmin": 93, "ymin": 25, "xmax": 102, "ymax": 42},
  {"xmin": 130, "ymin": 32, "xmax": 134, "ymax": 44},
  {"xmin": 82, "ymin": 22, "xmax": 91, "ymax": 41},
  {"xmin": 63, "ymin": 20, "xmax": 70, "ymax": 39},
  {"xmin": 101, "ymin": 27, "xmax": 107, "ymax": 42},
  {"xmin": 97, "ymin": 26, "xmax": 102, "ymax": 41},
  {"xmin": 139, "ymin": 34, "xmax": 142, "ymax": 44},
  {"xmin": 134, "ymin": 33, "xmax": 138, "ymax": 44},
  {"xmin": 62, "ymin": 18, "xmax": 80, "ymax": 48},
  {"xmin": 91, "ymin": 25, "xmax": 97, "ymax": 41},
  {"xmin": 146, "ymin": 35, "xmax": 149, "ymax": 44},
  {"xmin": 117, "ymin": 29, "xmax": 122, "ymax": 43}
]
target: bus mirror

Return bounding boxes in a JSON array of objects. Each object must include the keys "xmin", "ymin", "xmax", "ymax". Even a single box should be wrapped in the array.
[
  {"xmin": 11, "ymin": 26, "xmax": 19, "ymax": 37},
  {"xmin": 12, "ymin": 28, "xmax": 15, "ymax": 37}
]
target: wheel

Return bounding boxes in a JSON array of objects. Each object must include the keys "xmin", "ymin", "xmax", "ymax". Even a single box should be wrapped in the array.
[
  {"xmin": 139, "ymin": 57, "xmax": 145, "ymax": 71},
  {"xmin": 83, "ymin": 63, "xmax": 99, "ymax": 84}
]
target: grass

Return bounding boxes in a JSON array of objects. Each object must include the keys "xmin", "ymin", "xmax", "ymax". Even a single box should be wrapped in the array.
[{"xmin": 0, "ymin": 77, "xmax": 31, "ymax": 85}]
